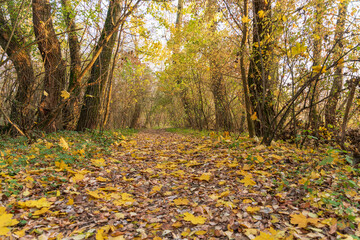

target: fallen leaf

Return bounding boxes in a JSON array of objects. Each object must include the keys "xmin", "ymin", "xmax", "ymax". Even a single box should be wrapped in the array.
[{"xmin": 183, "ymin": 212, "xmax": 206, "ymax": 225}]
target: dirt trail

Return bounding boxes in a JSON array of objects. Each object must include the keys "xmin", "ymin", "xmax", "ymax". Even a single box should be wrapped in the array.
[
  {"xmin": 99, "ymin": 130, "xmax": 265, "ymax": 239},
  {"xmin": 6, "ymin": 130, "xmax": 351, "ymax": 239}
]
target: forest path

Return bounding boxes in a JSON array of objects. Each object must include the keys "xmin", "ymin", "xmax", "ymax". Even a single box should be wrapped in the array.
[{"xmin": 2, "ymin": 129, "xmax": 354, "ymax": 239}]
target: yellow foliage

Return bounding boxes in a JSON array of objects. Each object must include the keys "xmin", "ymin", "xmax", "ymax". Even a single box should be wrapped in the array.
[
  {"xmin": 258, "ymin": 10, "xmax": 265, "ymax": 18},
  {"xmin": 92, "ymin": 158, "xmax": 106, "ymax": 167},
  {"xmin": 18, "ymin": 198, "xmax": 52, "ymax": 209},
  {"xmin": 240, "ymin": 174, "xmax": 256, "ymax": 186},
  {"xmin": 0, "ymin": 207, "xmax": 18, "ymax": 236},
  {"xmin": 246, "ymin": 206, "xmax": 260, "ymax": 213},
  {"xmin": 71, "ymin": 173, "xmax": 85, "ymax": 183},
  {"xmin": 198, "ymin": 173, "xmax": 211, "ymax": 181},
  {"xmin": 183, "ymin": 212, "xmax": 206, "ymax": 224},
  {"xmin": 33, "ymin": 208, "xmax": 49, "ymax": 216},
  {"xmin": 312, "ymin": 65, "xmax": 326, "ymax": 73},
  {"xmin": 113, "ymin": 193, "xmax": 135, "ymax": 206},
  {"xmin": 60, "ymin": 90, "xmax": 70, "ymax": 99},
  {"xmin": 59, "ymin": 137, "xmax": 69, "ymax": 150},
  {"xmin": 242, "ymin": 16, "xmax": 251, "ymax": 23},
  {"xmin": 174, "ymin": 198, "xmax": 189, "ymax": 206},
  {"xmin": 151, "ymin": 185, "xmax": 162, "ymax": 194},
  {"xmin": 251, "ymin": 112, "xmax": 258, "ymax": 121},
  {"xmin": 290, "ymin": 213, "xmax": 319, "ymax": 228}
]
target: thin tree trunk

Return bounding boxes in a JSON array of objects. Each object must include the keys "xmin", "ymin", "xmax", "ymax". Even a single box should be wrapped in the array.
[
  {"xmin": 174, "ymin": 0, "xmax": 193, "ymax": 128},
  {"xmin": 130, "ymin": 101, "xmax": 141, "ymax": 128},
  {"xmin": 240, "ymin": 0, "xmax": 255, "ymax": 137},
  {"xmin": 308, "ymin": 0, "xmax": 323, "ymax": 131},
  {"xmin": 61, "ymin": 0, "xmax": 82, "ymax": 130},
  {"xmin": 32, "ymin": 0, "xmax": 66, "ymax": 132},
  {"xmin": 248, "ymin": 0, "xmax": 275, "ymax": 139},
  {"xmin": 325, "ymin": 0, "xmax": 347, "ymax": 128},
  {"xmin": 206, "ymin": 0, "xmax": 232, "ymax": 131},
  {"xmin": 341, "ymin": 78, "xmax": 360, "ymax": 144}
]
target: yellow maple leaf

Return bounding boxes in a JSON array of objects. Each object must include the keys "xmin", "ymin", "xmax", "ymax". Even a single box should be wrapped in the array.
[
  {"xmin": 298, "ymin": 177, "xmax": 308, "ymax": 185},
  {"xmin": 172, "ymin": 221, "xmax": 182, "ymax": 228},
  {"xmin": 113, "ymin": 193, "xmax": 135, "ymax": 206},
  {"xmin": 0, "ymin": 211, "xmax": 19, "ymax": 236},
  {"xmin": 55, "ymin": 161, "xmax": 68, "ymax": 170},
  {"xmin": 219, "ymin": 190, "xmax": 230, "ymax": 198},
  {"xmin": 216, "ymin": 200, "xmax": 235, "ymax": 208},
  {"xmin": 195, "ymin": 230, "xmax": 207, "ymax": 235},
  {"xmin": 290, "ymin": 213, "xmax": 308, "ymax": 228},
  {"xmin": 71, "ymin": 173, "xmax": 85, "ymax": 183},
  {"xmin": 96, "ymin": 176, "xmax": 108, "ymax": 182},
  {"xmin": 67, "ymin": 198, "xmax": 74, "ymax": 205},
  {"xmin": 240, "ymin": 174, "xmax": 256, "ymax": 186},
  {"xmin": 61, "ymin": 90, "xmax": 70, "ymax": 99},
  {"xmin": 88, "ymin": 190, "xmax": 102, "ymax": 199},
  {"xmin": 198, "ymin": 173, "xmax": 211, "ymax": 181},
  {"xmin": 181, "ymin": 228, "xmax": 191, "ymax": 237},
  {"xmin": 246, "ymin": 206, "xmax": 260, "ymax": 213},
  {"xmin": 253, "ymin": 231, "xmax": 276, "ymax": 240},
  {"xmin": 151, "ymin": 185, "xmax": 162, "ymax": 194},
  {"xmin": 59, "ymin": 137, "xmax": 69, "ymax": 150},
  {"xmin": 251, "ymin": 112, "xmax": 258, "ymax": 121},
  {"xmin": 91, "ymin": 158, "xmax": 106, "ymax": 167},
  {"xmin": 96, "ymin": 228, "xmax": 105, "ymax": 240},
  {"xmin": 18, "ymin": 198, "xmax": 52, "ymax": 209},
  {"xmin": 33, "ymin": 208, "xmax": 49, "ymax": 216},
  {"xmin": 242, "ymin": 16, "xmax": 251, "ymax": 23},
  {"xmin": 258, "ymin": 10, "xmax": 265, "ymax": 18},
  {"xmin": 183, "ymin": 212, "xmax": 206, "ymax": 225},
  {"xmin": 174, "ymin": 198, "xmax": 189, "ymax": 206},
  {"xmin": 14, "ymin": 229, "xmax": 26, "ymax": 237}
]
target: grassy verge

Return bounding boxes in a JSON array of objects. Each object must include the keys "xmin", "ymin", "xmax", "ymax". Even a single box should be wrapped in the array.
[{"xmin": 0, "ymin": 129, "xmax": 137, "ymax": 197}]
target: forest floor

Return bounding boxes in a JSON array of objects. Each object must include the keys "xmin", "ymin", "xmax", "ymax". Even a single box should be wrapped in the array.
[{"xmin": 0, "ymin": 129, "xmax": 359, "ymax": 239}]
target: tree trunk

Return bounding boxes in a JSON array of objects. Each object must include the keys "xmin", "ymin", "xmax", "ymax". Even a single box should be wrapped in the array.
[
  {"xmin": 77, "ymin": 0, "xmax": 123, "ymax": 131},
  {"xmin": 207, "ymin": 0, "xmax": 233, "ymax": 131},
  {"xmin": 211, "ymin": 70, "xmax": 232, "ymax": 130},
  {"xmin": 239, "ymin": 0, "xmax": 255, "ymax": 137},
  {"xmin": 174, "ymin": 0, "xmax": 193, "ymax": 128},
  {"xmin": 130, "ymin": 101, "xmax": 141, "ymax": 128},
  {"xmin": 32, "ymin": 0, "xmax": 66, "ymax": 132},
  {"xmin": 308, "ymin": 0, "xmax": 323, "ymax": 131},
  {"xmin": 248, "ymin": 0, "xmax": 274, "ymax": 138},
  {"xmin": 325, "ymin": 0, "xmax": 347, "ymax": 128},
  {"xmin": 0, "ymin": 10, "xmax": 35, "ymax": 129},
  {"xmin": 61, "ymin": 0, "xmax": 82, "ymax": 130},
  {"xmin": 341, "ymin": 78, "xmax": 360, "ymax": 143}
]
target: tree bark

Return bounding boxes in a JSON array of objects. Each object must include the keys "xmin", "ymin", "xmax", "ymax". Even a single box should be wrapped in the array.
[
  {"xmin": 61, "ymin": 0, "xmax": 82, "ymax": 130},
  {"xmin": 130, "ymin": 101, "xmax": 141, "ymax": 128},
  {"xmin": 33, "ymin": 0, "xmax": 66, "ymax": 132},
  {"xmin": 239, "ymin": 0, "xmax": 255, "ymax": 137},
  {"xmin": 207, "ymin": 0, "xmax": 233, "ymax": 131},
  {"xmin": 308, "ymin": 0, "xmax": 323, "ymax": 131},
  {"xmin": 248, "ymin": 0, "xmax": 274, "ymax": 138},
  {"xmin": 76, "ymin": 0, "xmax": 138, "ymax": 131},
  {"xmin": 341, "ymin": 78, "xmax": 360, "ymax": 144},
  {"xmin": 0, "ymin": 10, "xmax": 35, "ymax": 129},
  {"xmin": 325, "ymin": 0, "xmax": 347, "ymax": 128}
]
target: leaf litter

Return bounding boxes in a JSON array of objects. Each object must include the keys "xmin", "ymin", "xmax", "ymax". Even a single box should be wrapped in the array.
[{"xmin": 0, "ymin": 129, "xmax": 359, "ymax": 239}]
